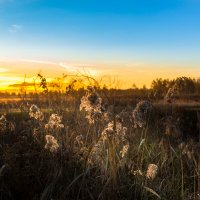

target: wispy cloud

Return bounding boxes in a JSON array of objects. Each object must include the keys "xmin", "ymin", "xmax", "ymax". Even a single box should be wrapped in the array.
[
  {"xmin": 20, "ymin": 59, "xmax": 56, "ymax": 65},
  {"xmin": 19, "ymin": 59, "xmax": 98, "ymax": 76},
  {"xmin": 9, "ymin": 24, "xmax": 23, "ymax": 33},
  {"xmin": 59, "ymin": 62, "xmax": 98, "ymax": 76},
  {"xmin": 59, "ymin": 63, "xmax": 79, "ymax": 73}
]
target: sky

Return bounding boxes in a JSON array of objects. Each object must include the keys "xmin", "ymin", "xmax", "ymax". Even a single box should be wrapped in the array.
[{"xmin": 0, "ymin": 0, "xmax": 200, "ymax": 89}]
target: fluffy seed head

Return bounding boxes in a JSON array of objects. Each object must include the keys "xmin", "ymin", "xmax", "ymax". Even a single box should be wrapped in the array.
[
  {"xmin": 80, "ymin": 88, "xmax": 104, "ymax": 124},
  {"xmin": 146, "ymin": 164, "xmax": 158, "ymax": 180},
  {"xmin": 45, "ymin": 135, "xmax": 59, "ymax": 153},
  {"xmin": 0, "ymin": 115, "xmax": 7, "ymax": 132},
  {"xmin": 120, "ymin": 144, "xmax": 129, "ymax": 158},
  {"xmin": 132, "ymin": 101, "xmax": 151, "ymax": 128},
  {"xmin": 29, "ymin": 104, "xmax": 44, "ymax": 121},
  {"xmin": 45, "ymin": 114, "xmax": 64, "ymax": 129}
]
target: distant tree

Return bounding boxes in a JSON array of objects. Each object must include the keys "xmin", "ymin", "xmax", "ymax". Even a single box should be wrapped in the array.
[
  {"xmin": 173, "ymin": 77, "xmax": 195, "ymax": 95},
  {"xmin": 132, "ymin": 83, "xmax": 138, "ymax": 89},
  {"xmin": 195, "ymin": 78, "xmax": 200, "ymax": 94},
  {"xmin": 151, "ymin": 78, "xmax": 171, "ymax": 99}
]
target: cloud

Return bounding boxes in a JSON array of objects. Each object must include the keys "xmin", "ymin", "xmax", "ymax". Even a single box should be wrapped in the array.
[
  {"xmin": 9, "ymin": 82, "xmax": 37, "ymax": 88},
  {"xmin": 59, "ymin": 62, "xmax": 98, "ymax": 76},
  {"xmin": 59, "ymin": 63, "xmax": 79, "ymax": 73},
  {"xmin": 20, "ymin": 59, "xmax": 56, "ymax": 65},
  {"xmin": 19, "ymin": 59, "xmax": 99, "ymax": 76},
  {"xmin": 9, "ymin": 24, "xmax": 23, "ymax": 33}
]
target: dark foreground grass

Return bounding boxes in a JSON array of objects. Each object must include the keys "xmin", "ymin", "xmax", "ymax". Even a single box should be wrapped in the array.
[{"xmin": 0, "ymin": 99, "xmax": 199, "ymax": 200}]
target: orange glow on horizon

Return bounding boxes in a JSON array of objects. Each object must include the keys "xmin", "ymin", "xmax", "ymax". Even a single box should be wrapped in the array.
[{"xmin": 0, "ymin": 59, "xmax": 200, "ymax": 91}]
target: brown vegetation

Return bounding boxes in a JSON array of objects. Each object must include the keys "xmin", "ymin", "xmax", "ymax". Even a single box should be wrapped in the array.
[{"xmin": 0, "ymin": 75, "xmax": 200, "ymax": 200}]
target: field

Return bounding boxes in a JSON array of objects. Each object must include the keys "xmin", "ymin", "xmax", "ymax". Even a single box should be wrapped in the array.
[{"xmin": 0, "ymin": 83, "xmax": 200, "ymax": 200}]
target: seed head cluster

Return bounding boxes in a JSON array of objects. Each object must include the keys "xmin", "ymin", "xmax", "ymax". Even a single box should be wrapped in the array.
[
  {"xmin": 101, "ymin": 121, "xmax": 127, "ymax": 142},
  {"xmin": 45, "ymin": 114, "xmax": 64, "ymax": 130},
  {"xmin": 0, "ymin": 115, "xmax": 7, "ymax": 132},
  {"xmin": 178, "ymin": 142, "xmax": 194, "ymax": 160},
  {"xmin": 80, "ymin": 87, "xmax": 104, "ymax": 124},
  {"xmin": 133, "ymin": 169, "xmax": 143, "ymax": 176},
  {"xmin": 132, "ymin": 101, "xmax": 152, "ymax": 128},
  {"xmin": 29, "ymin": 104, "xmax": 44, "ymax": 121},
  {"xmin": 89, "ymin": 121, "xmax": 129, "ymax": 168},
  {"xmin": 146, "ymin": 164, "xmax": 158, "ymax": 180},
  {"xmin": 73, "ymin": 135, "xmax": 89, "ymax": 161},
  {"xmin": 120, "ymin": 144, "xmax": 129, "ymax": 158},
  {"xmin": 45, "ymin": 135, "xmax": 59, "ymax": 153}
]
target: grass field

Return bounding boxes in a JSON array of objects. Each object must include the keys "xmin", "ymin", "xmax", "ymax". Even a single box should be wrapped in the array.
[{"xmin": 0, "ymin": 88, "xmax": 200, "ymax": 200}]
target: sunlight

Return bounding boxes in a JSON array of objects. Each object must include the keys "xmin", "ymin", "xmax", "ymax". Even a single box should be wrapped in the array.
[
  {"xmin": 59, "ymin": 62, "xmax": 98, "ymax": 76},
  {"xmin": 0, "ymin": 68, "xmax": 9, "ymax": 73}
]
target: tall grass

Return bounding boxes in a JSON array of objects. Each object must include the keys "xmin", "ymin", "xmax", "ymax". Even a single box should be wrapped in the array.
[{"xmin": 0, "ymin": 77, "xmax": 199, "ymax": 200}]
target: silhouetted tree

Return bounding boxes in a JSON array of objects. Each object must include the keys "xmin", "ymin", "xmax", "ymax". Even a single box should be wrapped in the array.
[
  {"xmin": 173, "ymin": 77, "xmax": 195, "ymax": 95},
  {"xmin": 151, "ymin": 78, "xmax": 171, "ymax": 99}
]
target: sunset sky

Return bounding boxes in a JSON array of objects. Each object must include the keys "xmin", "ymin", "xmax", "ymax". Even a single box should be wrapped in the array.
[{"xmin": 0, "ymin": 0, "xmax": 200, "ymax": 90}]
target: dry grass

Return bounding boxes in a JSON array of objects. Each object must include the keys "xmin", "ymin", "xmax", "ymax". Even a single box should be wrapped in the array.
[{"xmin": 0, "ymin": 85, "xmax": 199, "ymax": 200}]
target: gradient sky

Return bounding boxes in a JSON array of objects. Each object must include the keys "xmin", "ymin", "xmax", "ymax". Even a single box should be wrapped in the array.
[{"xmin": 0, "ymin": 0, "xmax": 200, "ymax": 89}]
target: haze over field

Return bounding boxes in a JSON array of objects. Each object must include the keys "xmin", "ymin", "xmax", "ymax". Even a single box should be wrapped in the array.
[{"xmin": 0, "ymin": 0, "xmax": 200, "ymax": 89}]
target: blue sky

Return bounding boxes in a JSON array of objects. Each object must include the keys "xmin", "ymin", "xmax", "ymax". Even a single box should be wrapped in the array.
[
  {"xmin": 0, "ymin": 0, "xmax": 200, "ymax": 61},
  {"xmin": 0, "ymin": 0, "xmax": 200, "ymax": 88}
]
